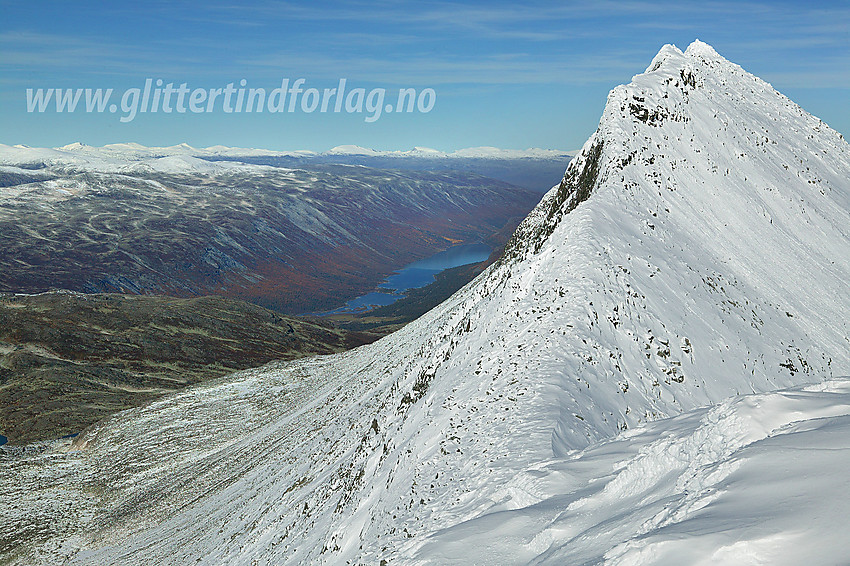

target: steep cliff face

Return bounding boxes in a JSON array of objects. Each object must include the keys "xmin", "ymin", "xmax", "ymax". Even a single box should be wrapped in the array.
[{"xmin": 2, "ymin": 41, "xmax": 849, "ymax": 565}]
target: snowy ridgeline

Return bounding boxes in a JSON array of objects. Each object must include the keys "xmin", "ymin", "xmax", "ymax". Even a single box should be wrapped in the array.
[
  {"xmin": 0, "ymin": 142, "xmax": 572, "ymax": 176},
  {"xmin": 1, "ymin": 40, "xmax": 849, "ymax": 565}
]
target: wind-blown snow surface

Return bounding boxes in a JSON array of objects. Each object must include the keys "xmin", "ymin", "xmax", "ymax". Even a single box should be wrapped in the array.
[
  {"xmin": 2, "ymin": 40, "xmax": 849, "ymax": 565},
  {"xmin": 419, "ymin": 378, "xmax": 850, "ymax": 565}
]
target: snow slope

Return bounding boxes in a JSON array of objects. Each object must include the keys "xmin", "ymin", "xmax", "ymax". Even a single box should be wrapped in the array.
[
  {"xmin": 2, "ymin": 40, "xmax": 849, "ymax": 565},
  {"xmin": 418, "ymin": 378, "xmax": 850, "ymax": 565}
]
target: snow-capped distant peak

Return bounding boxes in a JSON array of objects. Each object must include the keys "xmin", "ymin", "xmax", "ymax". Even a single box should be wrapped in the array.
[
  {"xmin": 102, "ymin": 142, "xmax": 148, "ymax": 151},
  {"xmin": 162, "ymin": 142, "xmax": 198, "ymax": 154},
  {"xmin": 58, "ymin": 142, "xmax": 88, "ymax": 151},
  {"xmin": 326, "ymin": 144, "xmax": 379, "ymax": 156},
  {"xmin": 406, "ymin": 146, "xmax": 443, "ymax": 156}
]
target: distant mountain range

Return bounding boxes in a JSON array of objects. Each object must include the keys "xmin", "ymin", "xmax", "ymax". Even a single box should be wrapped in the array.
[
  {"xmin": 2, "ymin": 141, "xmax": 572, "ymax": 161},
  {"xmin": 1, "ymin": 142, "xmax": 575, "ymax": 192}
]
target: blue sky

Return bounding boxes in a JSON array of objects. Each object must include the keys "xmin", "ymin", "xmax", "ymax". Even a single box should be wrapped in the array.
[{"xmin": 1, "ymin": 0, "xmax": 847, "ymax": 151}]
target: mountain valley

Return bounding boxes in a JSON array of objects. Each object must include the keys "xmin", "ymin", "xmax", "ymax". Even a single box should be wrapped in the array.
[{"xmin": 1, "ymin": 41, "xmax": 849, "ymax": 565}]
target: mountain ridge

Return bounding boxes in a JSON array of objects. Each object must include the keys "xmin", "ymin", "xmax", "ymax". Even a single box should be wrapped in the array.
[
  {"xmin": 0, "ymin": 142, "xmax": 575, "ymax": 170},
  {"xmin": 0, "ymin": 142, "xmax": 577, "ymax": 193}
]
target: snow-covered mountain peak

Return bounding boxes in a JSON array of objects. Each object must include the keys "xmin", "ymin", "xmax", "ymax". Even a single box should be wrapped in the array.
[
  {"xmin": 644, "ymin": 42, "xmax": 684, "ymax": 73},
  {"xmin": 58, "ymin": 141, "xmax": 88, "ymax": 151},
  {"xmin": 643, "ymin": 40, "xmax": 721, "ymax": 75},
  {"xmin": 515, "ymin": 40, "xmax": 849, "ymax": 264},
  {"xmin": 326, "ymin": 144, "xmax": 378, "ymax": 155},
  {"xmin": 684, "ymin": 38, "xmax": 722, "ymax": 58}
]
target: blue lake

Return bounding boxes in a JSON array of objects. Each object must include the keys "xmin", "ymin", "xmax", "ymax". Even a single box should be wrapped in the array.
[
  {"xmin": 324, "ymin": 242, "xmax": 491, "ymax": 314},
  {"xmin": 0, "ymin": 434, "xmax": 7, "ymax": 446}
]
